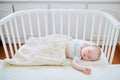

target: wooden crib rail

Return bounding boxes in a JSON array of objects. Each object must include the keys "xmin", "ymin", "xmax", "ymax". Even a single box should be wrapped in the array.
[{"xmin": 0, "ymin": 9, "xmax": 120, "ymax": 63}]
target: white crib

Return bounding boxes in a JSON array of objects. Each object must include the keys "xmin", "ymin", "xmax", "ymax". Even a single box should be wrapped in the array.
[
  {"xmin": 0, "ymin": 9, "xmax": 120, "ymax": 63},
  {"xmin": 0, "ymin": 9, "xmax": 120, "ymax": 80}
]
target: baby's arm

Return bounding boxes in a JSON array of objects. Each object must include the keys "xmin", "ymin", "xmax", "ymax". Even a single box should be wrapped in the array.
[{"xmin": 72, "ymin": 57, "xmax": 91, "ymax": 74}]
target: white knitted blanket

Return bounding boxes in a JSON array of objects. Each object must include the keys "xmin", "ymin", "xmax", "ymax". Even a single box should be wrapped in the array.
[{"xmin": 5, "ymin": 34, "xmax": 72, "ymax": 66}]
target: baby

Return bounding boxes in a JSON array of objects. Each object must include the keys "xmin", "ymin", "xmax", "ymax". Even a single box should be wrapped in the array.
[{"xmin": 66, "ymin": 39, "xmax": 101, "ymax": 74}]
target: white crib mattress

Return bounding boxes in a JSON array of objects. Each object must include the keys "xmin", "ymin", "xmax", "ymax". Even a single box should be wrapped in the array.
[{"xmin": 0, "ymin": 60, "xmax": 120, "ymax": 80}]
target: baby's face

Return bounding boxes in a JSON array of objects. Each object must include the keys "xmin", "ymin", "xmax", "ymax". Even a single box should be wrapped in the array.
[{"xmin": 81, "ymin": 46, "xmax": 100, "ymax": 61}]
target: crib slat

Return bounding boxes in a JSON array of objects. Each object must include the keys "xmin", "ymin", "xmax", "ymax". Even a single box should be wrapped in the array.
[
  {"xmin": 60, "ymin": 14, "xmax": 63, "ymax": 34},
  {"xmin": 52, "ymin": 12, "xmax": 55, "ymax": 34},
  {"xmin": 45, "ymin": 13, "xmax": 48, "ymax": 35},
  {"xmin": 14, "ymin": 18, "xmax": 21, "ymax": 48},
  {"xmin": 105, "ymin": 24, "xmax": 112, "ymax": 57},
  {"xmin": 75, "ymin": 13, "xmax": 79, "ymax": 39},
  {"xmin": 0, "ymin": 25, "xmax": 9, "ymax": 59},
  {"xmin": 83, "ymin": 13, "xmax": 87, "ymax": 40},
  {"xmin": 107, "ymin": 26, "xmax": 115, "ymax": 60},
  {"xmin": 36, "ymin": 13, "xmax": 41, "ymax": 37},
  {"xmin": 90, "ymin": 14, "xmax": 95, "ymax": 42},
  {"xmin": 102, "ymin": 20, "xmax": 108, "ymax": 51},
  {"xmin": 67, "ymin": 13, "xmax": 71, "ymax": 36},
  {"xmin": 110, "ymin": 28, "xmax": 119, "ymax": 63},
  {"xmin": 4, "ymin": 23, "xmax": 14, "ymax": 58},
  {"xmin": 9, "ymin": 20, "xmax": 17, "ymax": 52},
  {"xmin": 97, "ymin": 17, "xmax": 103, "ymax": 46},
  {"xmin": 21, "ymin": 15, "xmax": 27, "ymax": 43},
  {"xmin": 28, "ymin": 14, "xmax": 33, "ymax": 37}
]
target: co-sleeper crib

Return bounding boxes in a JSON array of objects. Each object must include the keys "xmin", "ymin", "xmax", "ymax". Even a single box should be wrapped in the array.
[{"xmin": 0, "ymin": 9, "xmax": 120, "ymax": 80}]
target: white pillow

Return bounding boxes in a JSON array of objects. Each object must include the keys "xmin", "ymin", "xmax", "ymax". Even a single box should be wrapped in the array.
[{"xmin": 65, "ymin": 51, "xmax": 109, "ymax": 66}]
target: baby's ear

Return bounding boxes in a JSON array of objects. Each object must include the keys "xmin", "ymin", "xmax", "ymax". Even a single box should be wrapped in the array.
[{"xmin": 84, "ymin": 44, "xmax": 89, "ymax": 47}]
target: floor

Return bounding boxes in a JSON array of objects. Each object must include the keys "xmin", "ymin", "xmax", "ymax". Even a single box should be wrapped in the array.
[
  {"xmin": 112, "ymin": 43, "xmax": 120, "ymax": 64},
  {"xmin": 0, "ymin": 42, "xmax": 120, "ymax": 64}
]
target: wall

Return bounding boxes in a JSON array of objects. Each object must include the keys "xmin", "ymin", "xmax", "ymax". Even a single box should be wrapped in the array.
[{"xmin": 0, "ymin": 0, "xmax": 120, "ymax": 44}]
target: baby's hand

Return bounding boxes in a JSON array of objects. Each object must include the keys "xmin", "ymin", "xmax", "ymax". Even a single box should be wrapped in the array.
[{"xmin": 83, "ymin": 68, "xmax": 91, "ymax": 74}]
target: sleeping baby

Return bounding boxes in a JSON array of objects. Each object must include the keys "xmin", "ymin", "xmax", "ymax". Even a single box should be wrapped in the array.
[{"xmin": 65, "ymin": 39, "xmax": 101, "ymax": 74}]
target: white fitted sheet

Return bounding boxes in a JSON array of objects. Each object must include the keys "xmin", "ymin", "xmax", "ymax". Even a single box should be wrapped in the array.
[{"xmin": 4, "ymin": 36, "xmax": 108, "ymax": 66}]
